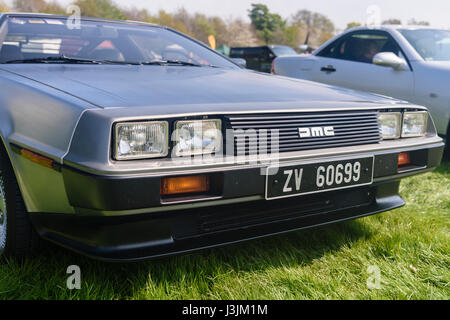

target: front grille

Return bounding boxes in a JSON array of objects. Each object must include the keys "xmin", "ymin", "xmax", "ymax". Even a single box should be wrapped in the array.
[{"xmin": 226, "ymin": 110, "xmax": 381, "ymax": 155}]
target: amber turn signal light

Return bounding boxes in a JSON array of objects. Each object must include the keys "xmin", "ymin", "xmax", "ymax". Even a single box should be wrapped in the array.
[
  {"xmin": 21, "ymin": 149, "xmax": 54, "ymax": 169},
  {"xmin": 398, "ymin": 152, "xmax": 411, "ymax": 167},
  {"xmin": 161, "ymin": 175, "xmax": 210, "ymax": 196}
]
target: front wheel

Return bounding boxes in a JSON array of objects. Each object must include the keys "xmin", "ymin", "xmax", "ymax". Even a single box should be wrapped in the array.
[
  {"xmin": 0, "ymin": 175, "xmax": 6, "ymax": 256},
  {"xmin": 0, "ymin": 147, "xmax": 40, "ymax": 259}
]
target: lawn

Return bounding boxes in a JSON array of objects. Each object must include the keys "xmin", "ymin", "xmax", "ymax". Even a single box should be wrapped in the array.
[{"xmin": 0, "ymin": 162, "xmax": 448, "ymax": 300}]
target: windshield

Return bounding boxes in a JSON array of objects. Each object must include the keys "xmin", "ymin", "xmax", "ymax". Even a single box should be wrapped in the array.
[
  {"xmin": 0, "ymin": 16, "xmax": 238, "ymax": 68},
  {"xmin": 399, "ymin": 29, "xmax": 450, "ymax": 61},
  {"xmin": 270, "ymin": 46, "xmax": 297, "ymax": 56}
]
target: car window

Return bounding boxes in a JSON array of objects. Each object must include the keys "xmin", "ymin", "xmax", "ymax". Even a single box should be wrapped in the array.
[
  {"xmin": 318, "ymin": 31, "xmax": 401, "ymax": 64},
  {"xmin": 230, "ymin": 47, "xmax": 264, "ymax": 59},
  {"xmin": 0, "ymin": 16, "xmax": 238, "ymax": 68},
  {"xmin": 270, "ymin": 46, "xmax": 297, "ymax": 56},
  {"xmin": 399, "ymin": 29, "xmax": 450, "ymax": 61}
]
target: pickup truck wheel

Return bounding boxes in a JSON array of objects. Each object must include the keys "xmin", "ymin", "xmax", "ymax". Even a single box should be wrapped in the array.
[{"xmin": 0, "ymin": 148, "xmax": 40, "ymax": 259}]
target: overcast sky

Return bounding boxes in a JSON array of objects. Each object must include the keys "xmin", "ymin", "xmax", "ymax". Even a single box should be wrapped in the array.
[{"xmin": 5, "ymin": 0, "xmax": 450, "ymax": 30}]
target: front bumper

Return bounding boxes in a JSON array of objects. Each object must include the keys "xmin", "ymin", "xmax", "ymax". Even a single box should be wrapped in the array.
[
  {"xmin": 29, "ymin": 142, "xmax": 444, "ymax": 261},
  {"xmin": 32, "ymin": 180, "xmax": 404, "ymax": 262}
]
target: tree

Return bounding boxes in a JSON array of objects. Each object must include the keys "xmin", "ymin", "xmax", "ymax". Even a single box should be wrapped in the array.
[
  {"xmin": 382, "ymin": 18, "xmax": 402, "ymax": 25},
  {"xmin": 150, "ymin": 9, "xmax": 190, "ymax": 36},
  {"xmin": 223, "ymin": 18, "xmax": 260, "ymax": 47},
  {"xmin": 0, "ymin": 1, "xmax": 9, "ymax": 12},
  {"xmin": 291, "ymin": 10, "xmax": 335, "ymax": 47},
  {"xmin": 13, "ymin": 0, "xmax": 46, "ymax": 12},
  {"xmin": 73, "ymin": 0, "xmax": 126, "ymax": 20},
  {"xmin": 41, "ymin": 1, "xmax": 65, "ymax": 14},
  {"xmin": 122, "ymin": 7, "xmax": 153, "ymax": 22},
  {"xmin": 209, "ymin": 16, "xmax": 228, "ymax": 47},
  {"xmin": 248, "ymin": 3, "xmax": 285, "ymax": 44},
  {"xmin": 192, "ymin": 13, "xmax": 215, "ymax": 44},
  {"xmin": 408, "ymin": 18, "xmax": 430, "ymax": 26},
  {"xmin": 346, "ymin": 22, "xmax": 362, "ymax": 30}
]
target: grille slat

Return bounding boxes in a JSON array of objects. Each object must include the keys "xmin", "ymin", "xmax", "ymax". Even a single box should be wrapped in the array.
[
  {"xmin": 236, "ymin": 135, "xmax": 381, "ymax": 151},
  {"xmin": 227, "ymin": 111, "xmax": 381, "ymax": 155},
  {"xmin": 228, "ymin": 111, "xmax": 381, "ymax": 121},
  {"xmin": 237, "ymin": 127, "xmax": 381, "ymax": 139},
  {"xmin": 230, "ymin": 119, "xmax": 378, "ymax": 129},
  {"xmin": 235, "ymin": 130, "xmax": 381, "ymax": 140},
  {"xmin": 236, "ymin": 132, "xmax": 381, "ymax": 146},
  {"xmin": 229, "ymin": 115, "xmax": 378, "ymax": 125},
  {"xmin": 231, "ymin": 122, "xmax": 380, "ymax": 131}
]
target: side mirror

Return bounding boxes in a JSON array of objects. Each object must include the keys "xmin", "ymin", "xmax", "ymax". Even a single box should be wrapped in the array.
[
  {"xmin": 373, "ymin": 52, "xmax": 408, "ymax": 71},
  {"xmin": 231, "ymin": 58, "xmax": 247, "ymax": 68},
  {"xmin": 299, "ymin": 45, "xmax": 309, "ymax": 53}
]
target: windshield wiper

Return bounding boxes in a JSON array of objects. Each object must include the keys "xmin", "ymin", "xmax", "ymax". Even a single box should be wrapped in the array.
[
  {"xmin": 4, "ymin": 55, "xmax": 141, "ymax": 65},
  {"xmin": 140, "ymin": 59, "xmax": 217, "ymax": 67},
  {"xmin": 5, "ymin": 55, "xmax": 102, "ymax": 64}
]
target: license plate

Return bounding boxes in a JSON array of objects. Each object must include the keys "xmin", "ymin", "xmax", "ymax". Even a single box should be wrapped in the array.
[{"xmin": 265, "ymin": 157, "xmax": 374, "ymax": 200}]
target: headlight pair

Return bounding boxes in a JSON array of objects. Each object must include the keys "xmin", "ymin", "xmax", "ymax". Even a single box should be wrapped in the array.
[
  {"xmin": 114, "ymin": 119, "xmax": 222, "ymax": 160},
  {"xmin": 378, "ymin": 111, "xmax": 428, "ymax": 140}
]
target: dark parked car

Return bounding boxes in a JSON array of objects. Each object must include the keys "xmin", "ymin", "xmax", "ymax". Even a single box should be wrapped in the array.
[
  {"xmin": 0, "ymin": 13, "xmax": 444, "ymax": 261},
  {"xmin": 230, "ymin": 45, "xmax": 297, "ymax": 73}
]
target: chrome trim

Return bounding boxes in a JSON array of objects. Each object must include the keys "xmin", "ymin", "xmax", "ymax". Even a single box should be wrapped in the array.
[{"xmin": 161, "ymin": 195, "xmax": 223, "ymax": 205}]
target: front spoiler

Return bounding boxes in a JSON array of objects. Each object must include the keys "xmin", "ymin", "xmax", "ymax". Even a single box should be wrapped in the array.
[{"xmin": 30, "ymin": 180, "xmax": 404, "ymax": 262}]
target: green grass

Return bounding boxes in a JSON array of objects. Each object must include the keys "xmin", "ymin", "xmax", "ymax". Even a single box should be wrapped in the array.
[{"xmin": 0, "ymin": 162, "xmax": 449, "ymax": 300}]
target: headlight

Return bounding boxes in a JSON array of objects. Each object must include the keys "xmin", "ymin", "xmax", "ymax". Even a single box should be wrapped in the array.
[
  {"xmin": 114, "ymin": 121, "xmax": 168, "ymax": 160},
  {"xmin": 174, "ymin": 119, "xmax": 222, "ymax": 156},
  {"xmin": 378, "ymin": 112, "xmax": 401, "ymax": 139},
  {"xmin": 402, "ymin": 111, "xmax": 428, "ymax": 137}
]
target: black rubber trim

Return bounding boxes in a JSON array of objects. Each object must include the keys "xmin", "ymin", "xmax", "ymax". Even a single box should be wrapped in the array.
[{"xmin": 60, "ymin": 145, "xmax": 444, "ymax": 212}]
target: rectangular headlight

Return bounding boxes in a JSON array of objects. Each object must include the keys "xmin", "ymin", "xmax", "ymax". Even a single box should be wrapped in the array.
[
  {"xmin": 402, "ymin": 111, "xmax": 428, "ymax": 137},
  {"xmin": 114, "ymin": 121, "xmax": 168, "ymax": 160},
  {"xmin": 174, "ymin": 119, "xmax": 222, "ymax": 156},
  {"xmin": 378, "ymin": 112, "xmax": 401, "ymax": 139}
]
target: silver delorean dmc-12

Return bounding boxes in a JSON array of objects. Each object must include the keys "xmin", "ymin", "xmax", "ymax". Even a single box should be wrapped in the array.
[{"xmin": 0, "ymin": 13, "xmax": 444, "ymax": 261}]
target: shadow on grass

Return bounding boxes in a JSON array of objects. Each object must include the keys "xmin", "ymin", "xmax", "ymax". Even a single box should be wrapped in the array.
[
  {"xmin": 435, "ymin": 159, "xmax": 449, "ymax": 174},
  {"xmin": 1, "ymin": 216, "xmax": 378, "ymax": 298}
]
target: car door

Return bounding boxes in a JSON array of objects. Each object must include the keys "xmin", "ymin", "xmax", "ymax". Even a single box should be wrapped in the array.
[{"xmin": 310, "ymin": 30, "xmax": 414, "ymax": 101}]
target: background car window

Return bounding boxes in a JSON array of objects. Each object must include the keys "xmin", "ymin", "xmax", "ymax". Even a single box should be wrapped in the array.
[
  {"xmin": 270, "ymin": 46, "xmax": 297, "ymax": 56},
  {"xmin": 399, "ymin": 29, "xmax": 450, "ymax": 61},
  {"xmin": 318, "ymin": 32, "xmax": 401, "ymax": 64},
  {"xmin": 230, "ymin": 47, "xmax": 264, "ymax": 60}
]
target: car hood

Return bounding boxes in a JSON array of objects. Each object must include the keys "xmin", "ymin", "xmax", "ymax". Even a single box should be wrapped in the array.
[
  {"xmin": 422, "ymin": 60, "xmax": 450, "ymax": 70},
  {"xmin": 0, "ymin": 64, "xmax": 404, "ymax": 109}
]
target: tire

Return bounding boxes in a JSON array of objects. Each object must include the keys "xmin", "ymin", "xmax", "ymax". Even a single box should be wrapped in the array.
[
  {"xmin": 445, "ymin": 123, "xmax": 450, "ymax": 160},
  {"xmin": 0, "ymin": 145, "xmax": 40, "ymax": 259}
]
